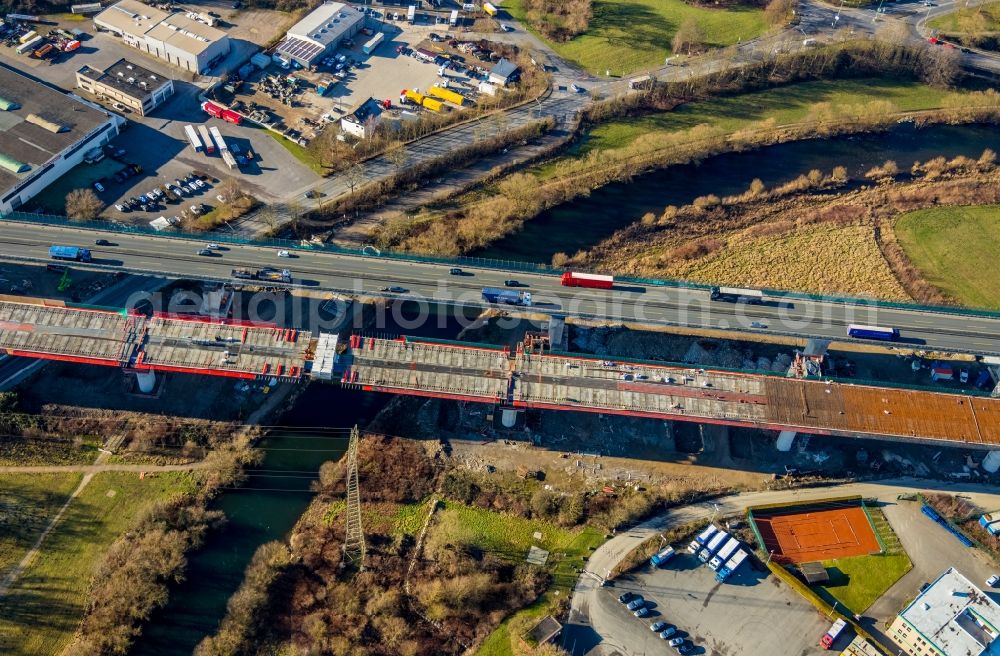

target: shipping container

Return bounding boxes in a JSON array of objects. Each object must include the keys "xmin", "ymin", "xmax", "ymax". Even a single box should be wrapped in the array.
[
  {"xmin": 209, "ymin": 126, "xmax": 228, "ymax": 153},
  {"xmin": 15, "ymin": 35, "xmax": 43, "ymax": 55},
  {"xmin": 715, "ymin": 549, "xmax": 747, "ymax": 582},
  {"xmin": 201, "ymin": 101, "xmax": 224, "ymax": 119},
  {"xmin": 450, "ymin": 9, "xmax": 459, "ymax": 25},
  {"xmin": 363, "ymin": 31, "xmax": 384, "ymax": 55},
  {"xmin": 709, "ymin": 537, "xmax": 740, "ymax": 571},
  {"xmin": 421, "ymin": 97, "xmax": 444, "ymax": 112}
]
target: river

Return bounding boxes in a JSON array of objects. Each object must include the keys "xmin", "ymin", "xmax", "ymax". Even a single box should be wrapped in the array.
[
  {"xmin": 475, "ymin": 123, "xmax": 1000, "ymax": 264},
  {"xmin": 132, "ymin": 304, "xmax": 467, "ymax": 655}
]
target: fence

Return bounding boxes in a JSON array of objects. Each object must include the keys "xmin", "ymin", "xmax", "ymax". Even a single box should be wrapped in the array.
[{"xmin": 921, "ymin": 504, "xmax": 975, "ymax": 547}]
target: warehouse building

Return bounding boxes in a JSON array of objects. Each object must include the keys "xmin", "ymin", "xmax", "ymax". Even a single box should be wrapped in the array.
[
  {"xmin": 489, "ymin": 58, "xmax": 520, "ymax": 86},
  {"xmin": 889, "ymin": 567, "xmax": 1000, "ymax": 656},
  {"xmin": 93, "ymin": 0, "xmax": 230, "ymax": 74},
  {"xmin": 76, "ymin": 58, "xmax": 175, "ymax": 116},
  {"xmin": 0, "ymin": 64, "xmax": 124, "ymax": 215},
  {"xmin": 275, "ymin": 2, "xmax": 365, "ymax": 68}
]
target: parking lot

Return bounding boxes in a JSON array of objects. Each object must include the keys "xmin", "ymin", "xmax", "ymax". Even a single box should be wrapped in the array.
[
  {"xmin": 0, "ymin": 18, "xmax": 318, "ymax": 222},
  {"xmin": 587, "ymin": 551, "xmax": 832, "ymax": 656}
]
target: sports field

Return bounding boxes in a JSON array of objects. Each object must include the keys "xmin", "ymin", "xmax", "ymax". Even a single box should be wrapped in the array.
[{"xmin": 751, "ymin": 501, "xmax": 881, "ymax": 564}]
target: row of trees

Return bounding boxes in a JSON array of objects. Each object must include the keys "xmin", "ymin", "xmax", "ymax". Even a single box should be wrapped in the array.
[{"xmin": 523, "ymin": 0, "xmax": 593, "ymax": 42}]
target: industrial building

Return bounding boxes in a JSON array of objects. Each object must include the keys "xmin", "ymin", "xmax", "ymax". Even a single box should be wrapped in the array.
[
  {"xmin": 489, "ymin": 58, "xmax": 520, "ymax": 86},
  {"xmin": 341, "ymin": 97, "xmax": 383, "ymax": 139},
  {"xmin": 275, "ymin": 1, "xmax": 365, "ymax": 68},
  {"xmin": 76, "ymin": 58, "xmax": 175, "ymax": 116},
  {"xmin": 0, "ymin": 64, "xmax": 124, "ymax": 215},
  {"xmin": 889, "ymin": 568, "xmax": 1000, "ymax": 656},
  {"xmin": 93, "ymin": 0, "xmax": 230, "ymax": 74}
]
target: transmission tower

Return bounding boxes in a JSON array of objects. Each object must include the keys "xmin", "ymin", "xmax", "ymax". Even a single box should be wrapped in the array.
[{"xmin": 342, "ymin": 424, "xmax": 366, "ymax": 569}]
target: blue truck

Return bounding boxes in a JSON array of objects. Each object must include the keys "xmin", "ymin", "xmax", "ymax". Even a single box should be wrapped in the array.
[
  {"xmin": 482, "ymin": 287, "xmax": 532, "ymax": 306},
  {"xmin": 49, "ymin": 245, "xmax": 92, "ymax": 262},
  {"xmin": 650, "ymin": 546, "xmax": 675, "ymax": 567},
  {"xmin": 715, "ymin": 549, "xmax": 747, "ymax": 582},
  {"xmin": 980, "ymin": 513, "xmax": 1000, "ymax": 536}
]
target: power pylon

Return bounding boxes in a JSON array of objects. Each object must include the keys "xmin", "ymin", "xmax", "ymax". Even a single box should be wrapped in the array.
[{"xmin": 342, "ymin": 424, "xmax": 365, "ymax": 569}]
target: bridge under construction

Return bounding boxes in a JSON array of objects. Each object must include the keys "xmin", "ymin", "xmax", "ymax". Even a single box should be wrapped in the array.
[{"xmin": 1, "ymin": 296, "xmax": 998, "ymax": 450}]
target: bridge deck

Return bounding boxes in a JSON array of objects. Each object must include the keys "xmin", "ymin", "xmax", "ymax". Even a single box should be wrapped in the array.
[
  {"xmin": 0, "ymin": 301, "xmax": 130, "ymax": 363},
  {"xmin": 345, "ymin": 337, "xmax": 1000, "ymax": 448}
]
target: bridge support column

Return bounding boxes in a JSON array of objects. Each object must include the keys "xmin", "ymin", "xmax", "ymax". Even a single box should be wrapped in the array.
[
  {"xmin": 776, "ymin": 430, "xmax": 797, "ymax": 452},
  {"xmin": 135, "ymin": 369, "xmax": 156, "ymax": 394},
  {"xmin": 984, "ymin": 452, "xmax": 1000, "ymax": 474}
]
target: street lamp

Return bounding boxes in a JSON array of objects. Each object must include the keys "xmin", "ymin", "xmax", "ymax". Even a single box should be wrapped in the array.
[{"xmin": 766, "ymin": 549, "xmax": 775, "ymax": 564}]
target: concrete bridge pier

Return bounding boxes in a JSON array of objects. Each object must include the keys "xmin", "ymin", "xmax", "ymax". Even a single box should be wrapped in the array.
[
  {"xmin": 135, "ymin": 369, "xmax": 156, "ymax": 394},
  {"xmin": 983, "ymin": 451, "xmax": 1000, "ymax": 474}
]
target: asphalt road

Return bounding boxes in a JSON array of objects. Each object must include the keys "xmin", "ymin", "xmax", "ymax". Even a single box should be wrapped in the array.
[{"xmin": 3, "ymin": 220, "xmax": 1000, "ymax": 355}]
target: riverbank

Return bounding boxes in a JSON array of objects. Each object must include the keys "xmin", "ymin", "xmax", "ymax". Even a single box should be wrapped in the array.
[
  {"xmin": 561, "ymin": 155, "xmax": 1000, "ymax": 304},
  {"xmin": 371, "ymin": 79, "xmax": 1000, "ymax": 258}
]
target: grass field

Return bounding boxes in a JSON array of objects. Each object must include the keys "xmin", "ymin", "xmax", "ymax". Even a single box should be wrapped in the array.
[
  {"xmin": 815, "ymin": 506, "xmax": 911, "ymax": 614},
  {"xmin": 0, "ymin": 471, "xmax": 197, "ymax": 655},
  {"xmin": 504, "ymin": 0, "xmax": 766, "ymax": 75},
  {"xmin": 0, "ymin": 473, "xmax": 82, "ymax": 582},
  {"xmin": 268, "ymin": 132, "xmax": 326, "ymax": 176},
  {"xmin": 895, "ymin": 205, "xmax": 1000, "ymax": 308},
  {"xmin": 579, "ymin": 78, "xmax": 970, "ymax": 154},
  {"xmin": 928, "ymin": 2, "xmax": 1000, "ymax": 33},
  {"xmin": 428, "ymin": 502, "xmax": 604, "ymax": 656},
  {"xmin": 665, "ymin": 223, "xmax": 909, "ymax": 300}
]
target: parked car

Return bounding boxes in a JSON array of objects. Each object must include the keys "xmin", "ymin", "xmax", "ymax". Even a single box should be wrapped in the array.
[
  {"xmin": 650, "ymin": 621, "xmax": 667, "ymax": 632},
  {"xmin": 634, "ymin": 606, "xmax": 650, "ymax": 618},
  {"xmin": 626, "ymin": 598, "xmax": 644, "ymax": 611},
  {"xmin": 961, "ymin": 368, "xmax": 970, "ymax": 383},
  {"xmin": 987, "ymin": 575, "xmax": 999, "ymax": 587},
  {"xmin": 659, "ymin": 627, "xmax": 677, "ymax": 639},
  {"xmin": 114, "ymin": 204, "xmax": 127, "ymax": 212},
  {"xmin": 618, "ymin": 592, "xmax": 635, "ymax": 604},
  {"xmin": 668, "ymin": 638, "xmax": 684, "ymax": 648},
  {"xmin": 93, "ymin": 181, "xmax": 105, "ymax": 192}
]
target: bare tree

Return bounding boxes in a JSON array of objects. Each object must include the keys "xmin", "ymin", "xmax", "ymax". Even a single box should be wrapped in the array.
[
  {"xmin": 65, "ymin": 188, "xmax": 104, "ymax": 220},
  {"xmin": 385, "ymin": 142, "xmax": 408, "ymax": 173},
  {"xmin": 344, "ymin": 163, "xmax": 366, "ymax": 195},
  {"xmin": 763, "ymin": 0, "xmax": 796, "ymax": 26},
  {"xmin": 217, "ymin": 177, "xmax": 243, "ymax": 204},
  {"xmin": 672, "ymin": 18, "xmax": 704, "ymax": 56},
  {"xmin": 258, "ymin": 205, "xmax": 278, "ymax": 233},
  {"xmin": 921, "ymin": 47, "xmax": 962, "ymax": 88}
]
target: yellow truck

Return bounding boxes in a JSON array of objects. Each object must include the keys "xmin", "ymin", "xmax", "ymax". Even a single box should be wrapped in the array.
[
  {"xmin": 421, "ymin": 97, "xmax": 444, "ymax": 112},
  {"xmin": 483, "ymin": 2, "xmax": 498, "ymax": 16}
]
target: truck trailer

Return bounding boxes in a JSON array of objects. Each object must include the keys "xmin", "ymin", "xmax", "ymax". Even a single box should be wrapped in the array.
[
  {"xmin": 709, "ymin": 537, "xmax": 740, "ymax": 571},
  {"xmin": 698, "ymin": 530, "xmax": 729, "ymax": 563},
  {"xmin": 363, "ymin": 31, "xmax": 384, "ymax": 54},
  {"xmin": 49, "ymin": 245, "xmax": 92, "ymax": 262},
  {"xmin": 407, "ymin": 4, "xmax": 416, "ymax": 22},
  {"xmin": 184, "ymin": 125, "xmax": 203, "ymax": 152},
  {"xmin": 482, "ymin": 287, "xmax": 532, "ymax": 306},
  {"xmin": 688, "ymin": 524, "xmax": 718, "ymax": 554},
  {"xmin": 820, "ymin": 618, "xmax": 847, "ymax": 650},
  {"xmin": 981, "ymin": 513, "xmax": 1000, "ymax": 536},
  {"xmin": 715, "ymin": 549, "xmax": 747, "ymax": 582},
  {"xmin": 483, "ymin": 2, "xmax": 497, "ymax": 16},
  {"xmin": 427, "ymin": 85, "xmax": 465, "ymax": 106},
  {"xmin": 561, "ymin": 271, "xmax": 614, "ymax": 289},
  {"xmin": 209, "ymin": 126, "xmax": 228, "ymax": 153},
  {"xmin": 221, "ymin": 150, "xmax": 239, "ymax": 170}
]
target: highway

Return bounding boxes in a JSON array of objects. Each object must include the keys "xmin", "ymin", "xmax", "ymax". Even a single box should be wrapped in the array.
[{"xmin": 2, "ymin": 219, "xmax": 999, "ymax": 355}]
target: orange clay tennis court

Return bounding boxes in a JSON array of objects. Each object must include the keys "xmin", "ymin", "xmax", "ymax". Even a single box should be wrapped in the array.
[{"xmin": 751, "ymin": 503, "xmax": 881, "ymax": 564}]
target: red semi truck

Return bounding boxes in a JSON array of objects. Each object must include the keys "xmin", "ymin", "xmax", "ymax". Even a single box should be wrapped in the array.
[
  {"xmin": 560, "ymin": 271, "xmax": 614, "ymax": 289},
  {"xmin": 201, "ymin": 101, "xmax": 242, "ymax": 125}
]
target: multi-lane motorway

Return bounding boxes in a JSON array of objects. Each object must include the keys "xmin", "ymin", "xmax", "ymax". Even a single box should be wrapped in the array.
[{"xmin": 1, "ymin": 220, "xmax": 999, "ymax": 355}]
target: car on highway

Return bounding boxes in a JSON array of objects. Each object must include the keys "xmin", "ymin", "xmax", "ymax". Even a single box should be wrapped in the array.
[
  {"xmin": 750, "ymin": 321, "xmax": 767, "ymax": 329},
  {"xmin": 206, "ymin": 243, "xmax": 220, "ymax": 250},
  {"xmin": 987, "ymin": 574, "xmax": 999, "ymax": 587},
  {"xmin": 571, "ymin": 83, "xmax": 584, "ymax": 93},
  {"xmin": 197, "ymin": 249, "xmax": 215, "ymax": 256},
  {"xmin": 503, "ymin": 279, "xmax": 521, "ymax": 287},
  {"xmin": 277, "ymin": 250, "xmax": 291, "ymax": 258},
  {"xmin": 618, "ymin": 592, "xmax": 635, "ymax": 604},
  {"xmin": 94, "ymin": 239, "xmax": 112, "ymax": 246},
  {"xmin": 380, "ymin": 286, "xmax": 408, "ymax": 294},
  {"xmin": 449, "ymin": 267, "xmax": 463, "ymax": 275}
]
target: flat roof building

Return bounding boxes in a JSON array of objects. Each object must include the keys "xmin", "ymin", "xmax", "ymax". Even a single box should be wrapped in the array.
[
  {"xmin": 93, "ymin": 0, "xmax": 230, "ymax": 74},
  {"xmin": 76, "ymin": 58, "xmax": 174, "ymax": 116},
  {"xmin": 275, "ymin": 2, "xmax": 365, "ymax": 67},
  {"xmin": 0, "ymin": 64, "xmax": 124, "ymax": 215},
  {"xmin": 889, "ymin": 567, "xmax": 1000, "ymax": 656}
]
